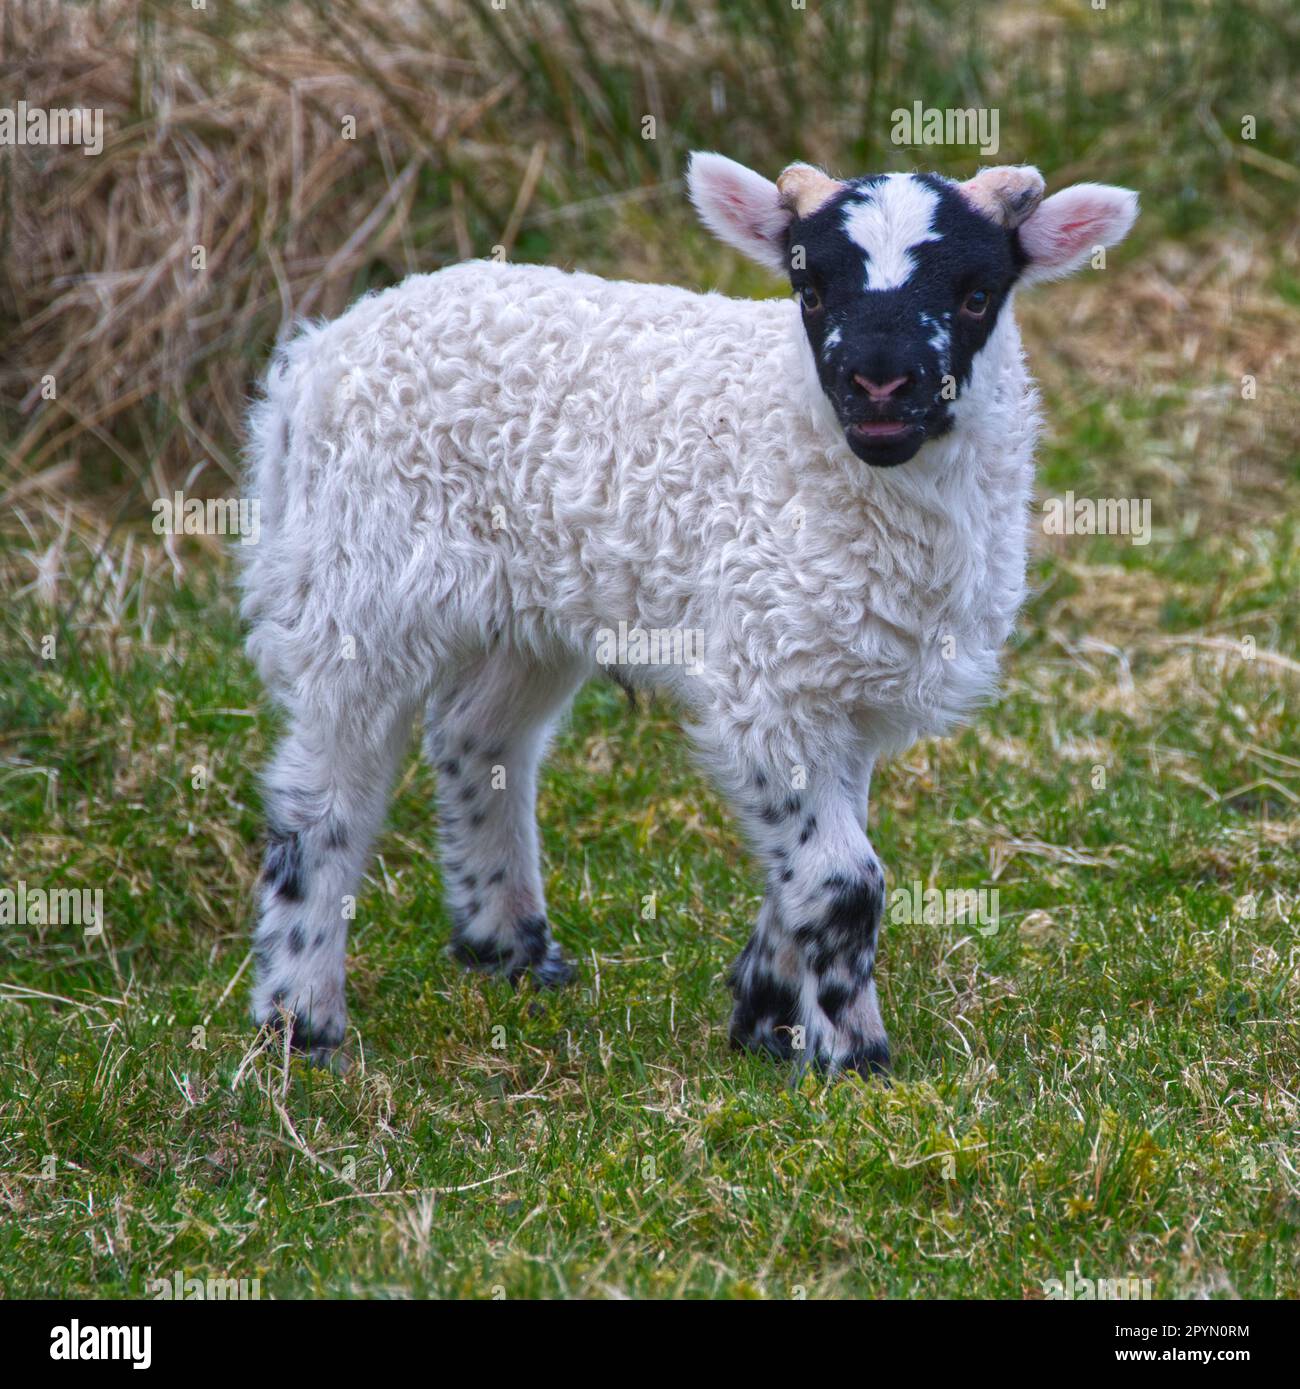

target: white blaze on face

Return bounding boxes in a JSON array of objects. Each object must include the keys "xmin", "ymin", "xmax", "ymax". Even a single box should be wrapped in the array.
[
  {"xmin": 920, "ymin": 312, "xmax": 951, "ymax": 366},
  {"xmin": 841, "ymin": 175, "xmax": 943, "ymax": 292}
]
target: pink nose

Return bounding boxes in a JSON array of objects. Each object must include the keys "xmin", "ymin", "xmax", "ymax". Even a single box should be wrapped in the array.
[{"xmin": 853, "ymin": 373, "xmax": 909, "ymax": 401}]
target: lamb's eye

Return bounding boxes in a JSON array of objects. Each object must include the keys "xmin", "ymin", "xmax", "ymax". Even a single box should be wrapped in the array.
[
  {"xmin": 799, "ymin": 285, "xmax": 822, "ymax": 312},
  {"xmin": 962, "ymin": 289, "xmax": 991, "ymax": 318}
]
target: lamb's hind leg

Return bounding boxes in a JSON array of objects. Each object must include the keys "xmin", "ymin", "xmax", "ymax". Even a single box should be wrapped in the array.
[
  {"xmin": 425, "ymin": 649, "xmax": 588, "ymax": 984},
  {"xmin": 726, "ymin": 763, "xmax": 889, "ymax": 1077},
  {"xmin": 251, "ymin": 701, "xmax": 415, "ymax": 1063}
]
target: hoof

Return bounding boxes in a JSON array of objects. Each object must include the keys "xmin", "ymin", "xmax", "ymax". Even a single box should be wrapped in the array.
[
  {"xmin": 728, "ymin": 1019, "xmax": 798, "ymax": 1063},
  {"xmin": 452, "ymin": 916, "xmax": 576, "ymax": 990},
  {"xmin": 259, "ymin": 1002, "xmax": 348, "ymax": 1071},
  {"xmin": 836, "ymin": 1036, "xmax": 892, "ymax": 1082},
  {"xmin": 523, "ymin": 943, "xmax": 577, "ymax": 989}
]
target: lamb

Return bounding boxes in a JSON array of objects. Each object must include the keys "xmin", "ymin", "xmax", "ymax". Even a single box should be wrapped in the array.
[{"xmin": 241, "ymin": 153, "xmax": 1138, "ymax": 1075}]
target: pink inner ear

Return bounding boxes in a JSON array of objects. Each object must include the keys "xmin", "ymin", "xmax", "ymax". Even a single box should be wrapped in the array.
[
  {"xmin": 1020, "ymin": 208, "xmax": 1103, "ymax": 264},
  {"xmin": 1019, "ymin": 187, "xmax": 1135, "ymax": 267},
  {"xmin": 688, "ymin": 153, "xmax": 792, "ymax": 270},
  {"xmin": 715, "ymin": 173, "xmax": 777, "ymax": 237}
]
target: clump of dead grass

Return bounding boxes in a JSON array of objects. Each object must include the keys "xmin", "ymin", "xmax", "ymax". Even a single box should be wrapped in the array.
[
  {"xmin": 4, "ymin": 0, "xmax": 1295, "ymax": 526},
  {"xmin": 0, "ymin": 0, "xmax": 872, "ymax": 508}
]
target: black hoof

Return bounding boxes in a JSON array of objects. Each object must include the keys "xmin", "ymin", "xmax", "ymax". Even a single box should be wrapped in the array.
[
  {"xmin": 451, "ymin": 926, "xmax": 576, "ymax": 990},
  {"xmin": 525, "ymin": 945, "xmax": 577, "ymax": 989},
  {"xmin": 838, "ymin": 1036, "xmax": 892, "ymax": 1082},
  {"xmin": 261, "ymin": 1007, "xmax": 348, "ymax": 1071},
  {"xmin": 728, "ymin": 1019, "xmax": 798, "ymax": 1062}
]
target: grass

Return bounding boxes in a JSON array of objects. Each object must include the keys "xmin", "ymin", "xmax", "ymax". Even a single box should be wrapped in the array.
[
  {"xmin": 2, "ymin": 0, "xmax": 1300, "ymax": 1299},
  {"xmin": 3, "ymin": 404, "xmax": 1298, "ymax": 1295}
]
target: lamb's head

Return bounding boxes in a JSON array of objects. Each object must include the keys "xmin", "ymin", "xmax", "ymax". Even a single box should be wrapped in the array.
[{"xmin": 687, "ymin": 153, "xmax": 1138, "ymax": 467}]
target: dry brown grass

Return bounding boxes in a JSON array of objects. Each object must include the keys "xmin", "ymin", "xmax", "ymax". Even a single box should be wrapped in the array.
[
  {"xmin": 5, "ymin": 1, "xmax": 466, "ymax": 498},
  {"xmin": 1022, "ymin": 229, "xmax": 1300, "ymax": 523},
  {"xmin": 5, "ymin": 0, "xmax": 1294, "ymax": 528},
  {"xmin": 0, "ymin": 0, "xmax": 867, "ymax": 507}
]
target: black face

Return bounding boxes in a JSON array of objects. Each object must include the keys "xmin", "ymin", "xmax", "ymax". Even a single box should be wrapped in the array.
[{"xmin": 786, "ymin": 173, "xmax": 1026, "ymax": 466}]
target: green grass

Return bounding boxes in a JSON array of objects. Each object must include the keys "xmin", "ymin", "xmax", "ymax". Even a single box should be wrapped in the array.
[
  {"xmin": 3, "ymin": 0, "xmax": 1299, "ymax": 1302},
  {"xmin": 3, "ymin": 445, "xmax": 1298, "ymax": 1295}
]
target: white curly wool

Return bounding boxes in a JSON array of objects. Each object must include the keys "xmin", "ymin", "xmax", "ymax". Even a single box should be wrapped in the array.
[
  {"xmin": 240, "ymin": 158, "xmax": 1134, "ymax": 1075},
  {"xmin": 244, "ymin": 258, "xmax": 1036, "ymax": 762}
]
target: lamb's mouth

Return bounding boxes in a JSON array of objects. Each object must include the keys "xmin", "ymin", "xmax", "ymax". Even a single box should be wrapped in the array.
[
  {"xmin": 844, "ymin": 418, "xmax": 926, "ymax": 465},
  {"xmin": 849, "ymin": 421, "xmax": 914, "ymax": 441}
]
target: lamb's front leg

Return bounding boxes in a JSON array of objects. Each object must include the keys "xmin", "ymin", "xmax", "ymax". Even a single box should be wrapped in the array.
[{"xmin": 727, "ymin": 768, "xmax": 889, "ymax": 1078}]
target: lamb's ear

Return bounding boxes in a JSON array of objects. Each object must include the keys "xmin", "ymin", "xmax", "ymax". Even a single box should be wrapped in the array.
[
  {"xmin": 1016, "ymin": 183, "xmax": 1139, "ymax": 287},
  {"xmin": 686, "ymin": 152, "xmax": 793, "ymax": 274}
]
